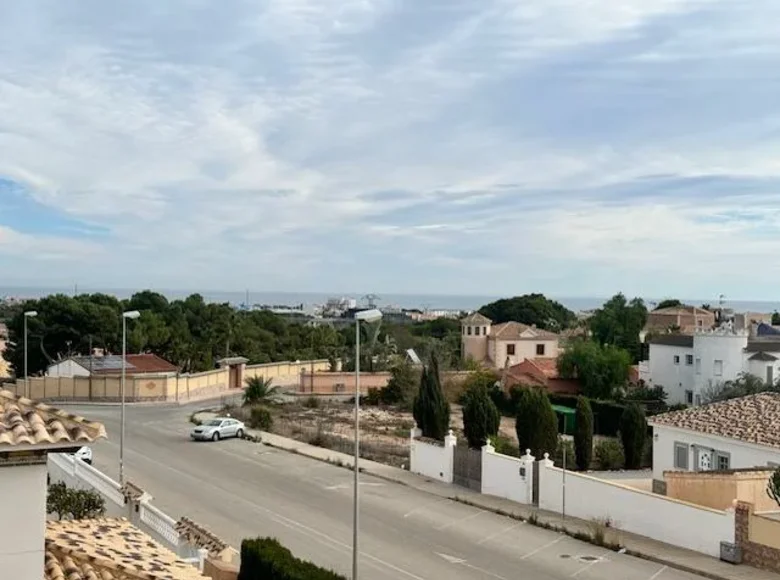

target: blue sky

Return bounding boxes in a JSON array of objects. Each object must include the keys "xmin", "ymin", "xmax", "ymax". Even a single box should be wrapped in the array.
[{"xmin": 2, "ymin": 0, "xmax": 780, "ymax": 299}]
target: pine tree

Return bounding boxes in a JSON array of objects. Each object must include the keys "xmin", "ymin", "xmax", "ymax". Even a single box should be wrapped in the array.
[
  {"xmin": 515, "ymin": 387, "xmax": 558, "ymax": 458},
  {"xmin": 462, "ymin": 383, "xmax": 500, "ymax": 449},
  {"xmin": 574, "ymin": 396, "xmax": 594, "ymax": 470},
  {"xmin": 412, "ymin": 353, "xmax": 450, "ymax": 440},
  {"xmin": 619, "ymin": 402, "xmax": 647, "ymax": 469}
]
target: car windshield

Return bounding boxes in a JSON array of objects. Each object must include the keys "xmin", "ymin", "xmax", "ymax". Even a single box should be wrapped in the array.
[{"xmin": 205, "ymin": 420, "xmax": 223, "ymax": 427}]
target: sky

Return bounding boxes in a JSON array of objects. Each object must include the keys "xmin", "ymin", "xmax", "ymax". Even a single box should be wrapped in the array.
[{"xmin": 2, "ymin": 1, "xmax": 780, "ymax": 300}]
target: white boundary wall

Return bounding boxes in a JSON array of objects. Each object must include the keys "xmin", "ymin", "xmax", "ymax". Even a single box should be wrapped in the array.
[
  {"xmin": 409, "ymin": 428, "xmax": 456, "ymax": 483},
  {"xmin": 537, "ymin": 455, "xmax": 735, "ymax": 557},
  {"xmin": 481, "ymin": 445, "xmax": 535, "ymax": 505}
]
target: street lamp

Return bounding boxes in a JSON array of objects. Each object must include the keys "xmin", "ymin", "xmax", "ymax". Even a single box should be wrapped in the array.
[
  {"xmin": 120, "ymin": 310, "xmax": 141, "ymax": 484},
  {"xmin": 23, "ymin": 311, "xmax": 38, "ymax": 398},
  {"xmin": 352, "ymin": 308, "xmax": 382, "ymax": 580}
]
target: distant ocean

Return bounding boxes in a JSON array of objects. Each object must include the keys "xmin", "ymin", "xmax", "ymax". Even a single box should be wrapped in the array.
[{"xmin": 1, "ymin": 286, "xmax": 779, "ymax": 315}]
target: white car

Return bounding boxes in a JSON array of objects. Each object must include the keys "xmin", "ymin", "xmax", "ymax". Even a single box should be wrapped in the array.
[
  {"xmin": 74, "ymin": 447, "xmax": 92, "ymax": 464},
  {"xmin": 190, "ymin": 417, "xmax": 245, "ymax": 441}
]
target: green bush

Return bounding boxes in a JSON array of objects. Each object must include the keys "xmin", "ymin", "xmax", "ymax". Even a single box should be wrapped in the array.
[
  {"xmin": 249, "ymin": 406, "xmax": 273, "ymax": 431},
  {"xmin": 239, "ymin": 537, "xmax": 346, "ymax": 580},
  {"xmin": 47, "ymin": 482, "xmax": 106, "ymax": 520},
  {"xmin": 490, "ymin": 434, "xmax": 519, "ymax": 457},
  {"xmin": 364, "ymin": 388, "xmax": 382, "ymax": 406},
  {"xmin": 594, "ymin": 439, "xmax": 625, "ymax": 470},
  {"xmin": 461, "ymin": 383, "xmax": 500, "ymax": 449},
  {"xmin": 546, "ymin": 393, "xmax": 626, "ymax": 437},
  {"xmin": 303, "ymin": 396, "xmax": 320, "ymax": 409},
  {"xmin": 515, "ymin": 387, "xmax": 558, "ymax": 459},
  {"xmin": 412, "ymin": 353, "xmax": 450, "ymax": 440},
  {"xmin": 620, "ymin": 403, "xmax": 648, "ymax": 470},
  {"xmin": 574, "ymin": 397, "xmax": 594, "ymax": 471}
]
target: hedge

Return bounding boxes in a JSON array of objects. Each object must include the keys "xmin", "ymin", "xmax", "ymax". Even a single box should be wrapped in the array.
[{"xmin": 239, "ymin": 538, "xmax": 346, "ymax": 580}]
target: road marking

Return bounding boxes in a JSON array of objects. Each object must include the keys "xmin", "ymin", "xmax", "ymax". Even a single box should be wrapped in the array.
[
  {"xmin": 325, "ymin": 482, "xmax": 385, "ymax": 490},
  {"xmin": 435, "ymin": 553, "xmax": 508, "ymax": 580},
  {"xmin": 520, "ymin": 536, "xmax": 564, "ymax": 560},
  {"xmin": 648, "ymin": 565, "xmax": 668, "ymax": 580},
  {"xmin": 571, "ymin": 560, "xmax": 600, "ymax": 577},
  {"xmin": 477, "ymin": 522, "xmax": 522, "ymax": 545},
  {"xmin": 435, "ymin": 509, "xmax": 483, "ymax": 531},
  {"xmin": 403, "ymin": 497, "xmax": 449, "ymax": 518}
]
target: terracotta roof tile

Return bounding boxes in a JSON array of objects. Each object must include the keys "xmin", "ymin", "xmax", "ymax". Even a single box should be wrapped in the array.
[
  {"xmin": 462, "ymin": 312, "xmax": 492, "ymax": 325},
  {"xmin": 492, "ymin": 322, "xmax": 559, "ymax": 341},
  {"xmin": 44, "ymin": 518, "xmax": 209, "ymax": 580},
  {"xmin": 0, "ymin": 390, "xmax": 106, "ymax": 449},
  {"xmin": 649, "ymin": 393, "xmax": 780, "ymax": 448},
  {"xmin": 175, "ymin": 517, "xmax": 233, "ymax": 559}
]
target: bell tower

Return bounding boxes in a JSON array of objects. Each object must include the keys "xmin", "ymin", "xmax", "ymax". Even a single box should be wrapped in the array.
[{"xmin": 461, "ymin": 312, "xmax": 492, "ymax": 364}]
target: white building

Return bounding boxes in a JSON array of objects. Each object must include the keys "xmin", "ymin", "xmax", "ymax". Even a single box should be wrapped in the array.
[
  {"xmin": 649, "ymin": 393, "xmax": 780, "ymax": 493},
  {"xmin": 645, "ymin": 328, "xmax": 752, "ymax": 405}
]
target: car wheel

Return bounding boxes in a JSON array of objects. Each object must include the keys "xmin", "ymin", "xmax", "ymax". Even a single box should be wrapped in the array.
[
  {"xmin": 236, "ymin": 428, "xmax": 244, "ymax": 439},
  {"xmin": 212, "ymin": 432, "xmax": 220, "ymax": 442}
]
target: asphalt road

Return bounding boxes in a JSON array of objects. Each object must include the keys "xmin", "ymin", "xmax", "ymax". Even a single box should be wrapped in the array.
[{"xmin": 69, "ymin": 403, "xmax": 703, "ymax": 580}]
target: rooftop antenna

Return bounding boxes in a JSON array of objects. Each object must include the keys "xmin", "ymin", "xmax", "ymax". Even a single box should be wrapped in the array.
[{"xmin": 719, "ymin": 294, "xmax": 726, "ymax": 308}]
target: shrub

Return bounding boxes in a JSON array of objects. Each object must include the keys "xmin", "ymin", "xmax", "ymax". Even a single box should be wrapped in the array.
[
  {"xmin": 490, "ymin": 434, "xmax": 519, "ymax": 457},
  {"xmin": 364, "ymin": 388, "xmax": 381, "ymax": 406},
  {"xmin": 461, "ymin": 383, "xmax": 500, "ymax": 448},
  {"xmin": 303, "ymin": 396, "xmax": 320, "ymax": 409},
  {"xmin": 546, "ymin": 393, "xmax": 626, "ymax": 437},
  {"xmin": 239, "ymin": 537, "xmax": 346, "ymax": 580},
  {"xmin": 553, "ymin": 437, "xmax": 575, "ymax": 468},
  {"xmin": 47, "ymin": 482, "xmax": 106, "ymax": 520},
  {"xmin": 515, "ymin": 387, "xmax": 558, "ymax": 459},
  {"xmin": 574, "ymin": 396, "xmax": 594, "ymax": 471},
  {"xmin": 412, "ymin": 353, "xmax": 450, "ymax": 440},
  {"xmin": 594, "ymin": 439, "xmax": 625, "ymax": 470},
  {"xmin": 382, "ymin": 362, "xmax": 421, "ymax": 408},
  {"xmin": 244, "ymin": 377, "xmax": 280, "ymax": 406},
  {"xmin": 620, "ymin": 403, "xmax": 647, "ymax": 470},
  {"xmin": 768, "ymin": 466, "xmax": 780, "ymax": 508},
  {"xmin": 249, "ymin": 406, "xmax": 273, "ymax": 431}
]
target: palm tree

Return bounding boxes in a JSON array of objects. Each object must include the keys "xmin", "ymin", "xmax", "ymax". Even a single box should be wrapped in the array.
[{"xmin": 243, "ymin": 376, "xmax": 281, "ymax": 406}]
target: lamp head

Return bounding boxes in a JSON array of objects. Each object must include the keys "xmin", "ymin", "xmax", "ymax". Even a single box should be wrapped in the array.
[
  {"xmin": 355, "ymin": 308, "xmax": 383, "ymax": 323},
  {"xmin": 123, "ymin": 310, "xmax": 141, "ymax": 320},
  {"xmin": 24, "ymin": 311, "xmax": 38, "ymax": 317}
]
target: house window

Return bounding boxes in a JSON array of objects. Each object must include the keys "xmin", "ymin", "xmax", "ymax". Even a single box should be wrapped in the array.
[
  {"xmin": 716, "ymin": 452, "xmax": 731, "ymax": 471},
  {"xmin": 474, "ymin": 326, "xmax": 480, "ymax": 336},
  {"xmin": 674, "ymin": 355, "xmax": 680, "ymax": 365},
  {"xmin": 768, "ymin": 366, "xmax": 774, "ymax": 385},
  {"xmin": 685, "ymin": 354, "xmax": 693, "ymax": 365},
  {"xmin": 674, "ymin": 443, "xmax": 689, "ymax": 469},
  {"xmin": 698, "ymin": 319, "xmax": 703, "ymax": 327},
  {"xmin": 685, "ymin": 390, "xmax": 693, "ymax": 405},
  {"xmin": 536, "ymin": 344, "xmax": 545, "ymax": 356},
  {"xmin": 483, "ymin": 326, "xmax": 487, "ymax": 335},
  {"xmin": 714, "ymin": 360, "xmax": 723, "ymax": 376},
  {"xmin": 506, "ymin": 344, "xmax": 516, "ymax": 356},
  {"xmin": 467, "ymin": 326, "xmax": 472, "ymax": 336},
  {"xmin": 694, "ymin": 394, "xmax": 701, "ymax": 406},
  {"xmin": 695, "ymin": 358, "xmax": 701, "ymax": 375},
  {"xmin": 333, "ymin": 383, "xmax": 346, "ymax": 393}
]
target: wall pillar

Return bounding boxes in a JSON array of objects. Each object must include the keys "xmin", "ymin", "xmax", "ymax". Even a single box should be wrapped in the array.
[
  {"xmin": 520, "ymin": 449, "xmax": 536, "ymax": 504},
  {"xmin": 443, "ymin": 429, "xmax": 457, "ymax": 484}
]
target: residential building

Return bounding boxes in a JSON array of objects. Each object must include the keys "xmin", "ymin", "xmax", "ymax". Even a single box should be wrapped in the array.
[
  {"xmin": 0, "ymin": 322, "xmax": 9, "ymax": 378},
  {"xmin": 47, "ymin": 353, "xmax": 179, "ymax": 378},
  {"xmin": 645, "ymin": 328, "xmax": 749, "ymax": 405},
  {"xmin": 645, "ymin": 305, "xmax": 715, "ymax": 336},
  {"xmin": 649, "ymin": 393, "xmax": 780, "ymax": 494},
  {"xmin": 501, "ymin": 358, "xmax": 580, "ymax": 395},
  {"xmin": 461, "ymin": 313, "xmax": 560, "ymax": 369}
]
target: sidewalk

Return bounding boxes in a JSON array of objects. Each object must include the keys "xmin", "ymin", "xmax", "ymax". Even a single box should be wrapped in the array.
[{"xmin": 252, "ymin": 428, "xmax": 780, "ymax": 580}]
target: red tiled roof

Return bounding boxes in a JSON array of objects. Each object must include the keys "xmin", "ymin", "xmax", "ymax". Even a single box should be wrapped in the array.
[{"xmin": 122, "ymin": 354, "xmax": 178, "ymax": 374}]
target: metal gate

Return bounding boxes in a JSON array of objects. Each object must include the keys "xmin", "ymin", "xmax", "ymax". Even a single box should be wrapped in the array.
[
  {"xmin": 453, "ymin": 445, "xmax": 482, "ymax": 491},
  {"xmin": 532, "ymin": 459, "xmax": 540, "ymax": 506}
]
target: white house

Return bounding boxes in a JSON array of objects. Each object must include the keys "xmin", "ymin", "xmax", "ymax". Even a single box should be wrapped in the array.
[
  {"xmin": 645, "ymin": 328, "xmax": 752, "ymax": 405},
  {"xmin": 461, "ymin": 313, "xmax": 560, "ymax": 369},
  {"xmin": 649, "ymin": 393, "xmax": 780, "ymax": 494}
]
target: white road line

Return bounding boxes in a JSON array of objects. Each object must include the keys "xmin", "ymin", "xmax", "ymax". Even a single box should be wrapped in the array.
[
  {"xmin": 571, "ymin": 560, "xmax": 599, "ymax": 577},
  {"xmin": 435, "ymin": 510, "xmax": 483, "ymax": 531},
  {"xmin": 403, "ymin": 497, "xmax": 449, "ymax": 518},
  {"xmin": 520, "ymin": 536, "xmax": 564, "ymax": 560},
  {"xmin": 464, "ymin": 562, "xmax": 509, "ymax": 580},
  {"xmin": 477, "ymin": 522, "xmax": 522, "ymax": 545},
  {"xmin": 648, "ymin": 565, "xmax": 668, "ymax": 580}
]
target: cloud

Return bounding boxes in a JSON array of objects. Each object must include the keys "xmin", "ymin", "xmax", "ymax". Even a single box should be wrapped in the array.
[{"xmin": 1, "ymin": 0, "xmax": 780, "ymax": 300}]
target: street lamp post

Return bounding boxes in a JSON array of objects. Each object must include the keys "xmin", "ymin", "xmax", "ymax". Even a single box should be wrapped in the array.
[
  {"xmin": 120, "ymin": 310, "xmax": 141, "ymax": 484},
  {"xmin": 23, "ymin": 311, "xmax": 38, "ymax": 398},
  {"xmin": 352, "ymin": 308, "xmax": 382, "ymax": 580}
]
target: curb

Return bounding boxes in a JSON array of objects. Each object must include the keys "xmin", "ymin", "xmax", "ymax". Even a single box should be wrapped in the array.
[{"xmin": 252, "ymin": 432, "xmax": 742, "ymax": 580}]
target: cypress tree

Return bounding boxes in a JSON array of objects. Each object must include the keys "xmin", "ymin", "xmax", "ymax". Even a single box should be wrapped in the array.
[
  {"xmin": 574, "ymin": 396, "xmax": 594, "ymax": 470},
  {"xmin": 412, "ymin": 353, "xmax": 450, "ymax": 440},
  {"xmin": 515, "ymin": 388, "xmax": 558, "ymax": 458},
  {"xmin": 619, "ymin": 402, "xmax": 647, "ymax": 469},
  {"xmin": 462, "ymin": 383, "xmax": 500, "ymax": 449}
]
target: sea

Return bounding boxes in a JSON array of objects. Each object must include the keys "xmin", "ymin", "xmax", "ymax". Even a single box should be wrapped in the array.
[{"xmin": 1, "ymin": 286, "xmax": 779, "ymax": 315}]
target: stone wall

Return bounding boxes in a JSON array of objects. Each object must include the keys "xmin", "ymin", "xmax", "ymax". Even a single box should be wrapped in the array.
[{"xmin": 735, "ymin": 501, "xmax": 780, "ymax": 572}]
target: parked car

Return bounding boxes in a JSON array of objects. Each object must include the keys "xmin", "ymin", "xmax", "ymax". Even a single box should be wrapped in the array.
[
  {"xmin": 74, "ymin": 446, "xmax": 92, "ymax": 464},
  {"xmin": 190, "ymin": 417, "xmax": 245, "ymax": 441}
]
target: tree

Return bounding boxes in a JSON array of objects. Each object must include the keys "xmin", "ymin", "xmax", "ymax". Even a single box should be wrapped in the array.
[
  {"xmin": 412, "ymin": 353, "xmax": 450, "ymax": 440},
  {"xmin": 381, "ymin": 361, "xmax": 420, "ymax": 409},
  {"xmin": 588, "ymin": 293, "xmax": 648, "ymax": 363},
  {"xmin": 478, "ymin": 294, "xmax": 576, "ymax": 331},
  {"xmin": 619, "ymin": 403, "xmax": 647, "ymax": 470},
  {"xmin": 773, "ymin": 311, "xmax": 780, "ymax": 326},
  {"xmin": 557, "ymin": 340, "xmax": 631, "ymax": 399},
  {"xmin": 47, "ymin": 482, "xmax": 106, "ymax": 520},
  {"xmin": 701, "ymin": 372, "xmax": 779, "ymax": 404},
  {"xmin": 243, "ymin": 377, "xmax": 280, "ymax": 406},
  {"xmin": 655, "ymin": 299, "xmax": 682, "ymax": 310},
  {"xmin": 514, "ymin": 387, "xmax": 558, "ymax": 458},
  {"xmin": 461, "ymin": 383, "xmax": 500, "ymax": 448},
  {"xmin": 574, "ymin": 397, "xmax": 594, "ymax": 471},
  {"xmin": 767, "ymin": 466, "xmax": 780, "ymax": 508}
]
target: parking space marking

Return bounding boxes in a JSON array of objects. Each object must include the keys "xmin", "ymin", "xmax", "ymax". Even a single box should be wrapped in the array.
[
  {"xmin": 403, "ymin": 497, "xmax": 449, "ymax": 518},
  {"xmin": 435, "ymin": 509, "xmax": 484, "ymax": 531},
  {"xmin": 520, "ymin": 536, "xmax": 564, "ymax": 560},
  {"xmin": 570, "ymin": 559, "xmax": 600, "ymax": 577},
  {"xmin": 648, "ymin": 565, "xmax": 668, "ymax": 580},
  {"xmin": 477, "ymin": 522, "xmax": 522, "ymax": 545}
]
